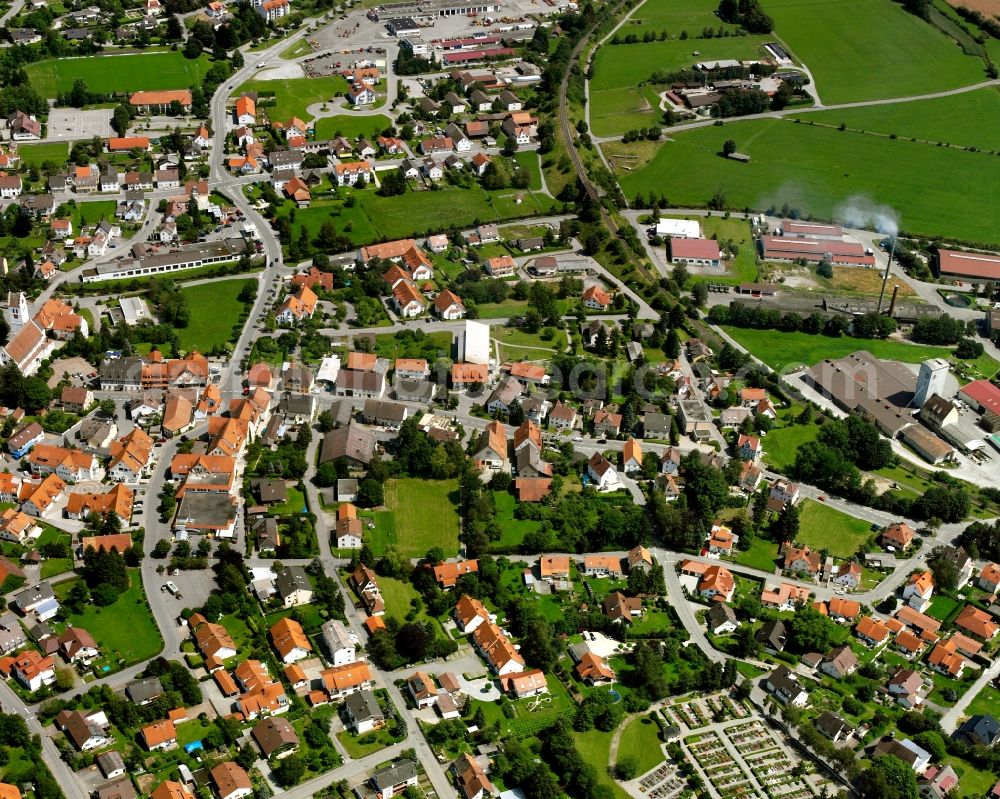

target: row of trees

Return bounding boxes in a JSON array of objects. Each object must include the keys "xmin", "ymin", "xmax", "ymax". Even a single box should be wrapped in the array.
[{"xmin": 707, "ymin": 302, "xmax": 899, "ymax": 340}]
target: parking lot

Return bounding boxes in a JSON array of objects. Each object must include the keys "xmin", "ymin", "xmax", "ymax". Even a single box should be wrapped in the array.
[{"xmin": 46, "ymin": 108, "xmax": 114, "ymax": 140}]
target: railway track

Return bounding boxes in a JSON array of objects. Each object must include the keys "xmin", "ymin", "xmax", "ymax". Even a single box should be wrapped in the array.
[{"xmin": 556, "ymin": 6, "xmax": 655, "ymax": 284}]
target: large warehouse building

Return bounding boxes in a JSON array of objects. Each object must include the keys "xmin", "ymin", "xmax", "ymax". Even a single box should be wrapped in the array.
[{"xmin": 936, "ymin": 249, "xmax": 1000, "ymax": 282}]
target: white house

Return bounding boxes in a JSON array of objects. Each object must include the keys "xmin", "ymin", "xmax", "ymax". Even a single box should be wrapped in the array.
[{"xmin": 586, "ymin": 452, "xmax": 618, "ymax": 490}]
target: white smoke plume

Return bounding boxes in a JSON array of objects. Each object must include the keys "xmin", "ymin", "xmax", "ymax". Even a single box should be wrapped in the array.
[{"xmin": 834, "ymin": 196, "xmax": 900, "ymax": 237}]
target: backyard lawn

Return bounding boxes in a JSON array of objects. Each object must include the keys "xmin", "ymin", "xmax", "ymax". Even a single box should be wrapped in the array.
[
  {"xmin": 619, "ymin": 118, "xmax": 1000, "ymax": 244},
  {"xmin": 176, "ymin": 278, "xmax": 253, "ymax": 353},
  {"xmin": 26, "ymin": 51, "xmax": 213, "ymax": 97},
  {"xmin": 313, "ymin": 114, "xmax": 393, "ymax": 140},
  {"xmin": 54, "ymin": 570, "xmax": 162, "ymax": 669},
  {"xmin": 267, "ymin": 485, "xmax": 307, "ymax": 517},
  {"xmin": 618, "ymin": 716, "xmax": 664, "ymax": 776},
  {"xmin": 382, "ymin": 478, "xmax": 460, "ymax": 558},
  {"xmin": 926, "ymin": 594, "xmax": 961, "ymax": 623},
  {"xmin": 233, "ymin": 76, "xmax": 351, "ymax": 122},
  {"xmin": 719, "ymin": 327, "xmax": 954, "ymax": 372},
  {"xmin": 966, "ymin": 684, "xmax": 1000, "ymax": 719},
  {"xmin": 492, "ymin": 491, "xmax": 542, "ymax": 551},
  {"xmin": 797, "ymin": 499, "xmax": 872, "ymax": 558}
]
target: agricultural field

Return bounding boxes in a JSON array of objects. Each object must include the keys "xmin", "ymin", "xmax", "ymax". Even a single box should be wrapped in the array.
[
  {"xmin": 623, "ymin": 0, "xmax": 742, "ymax": 31},
  {"xmin": 589, "ymin": 36, "xmax": 771, "ymax": 137},
  {"xmin": 617, "ymin": 118, "xmax": 1000, "ymax": 243},
  {"xmin": 233, "ymin": 76, "xmax": 350, "ymax": 122},
  {"xmin": 720, "ymin": 326, "xmax": 954, "ymax": 371},
  {"xmin": 766, "ymin": 0, "xmax": 986, "ymax": 104},
  {"xmin": 796, "ymin": 499, "xmax": 873, "ymax": 558},
  {"xmin": 313, "ymin": 113, "xmax": 393, "ymax": 140},
  {"xmin": 26, "ymin": 52, "xmax": 213, "ymax": 97},
  {"xmin": 176, "ymin": 278, "xmax": 254, "ymax": 353},
  {"xmin": 360, "ymin": 185, "xmax": 556, "ymax": 240},
  {"xmin": 382, "ymin": 478, "xmax": 460, "ymax": 558},
  {"xmin": 792, "ymin": 88, "xmax": 1000, "ymax": 152}
]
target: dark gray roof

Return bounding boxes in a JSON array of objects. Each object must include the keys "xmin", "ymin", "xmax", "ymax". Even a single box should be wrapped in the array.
[
  {"xmin": 125, "ymin": 677, "xmax": 162, "ymax": 704},
  {"xmin": 815, "ymin": 711, "xmax": 849, "ymax": 739},
  {"xmin": 957, "ymin": 714, "xmax": 1000, "ymax": 746},
  {"xmin": 345, "ymin": 689, "xmax": 384, "ymax": 724},
  {"xmin": 371, "ymin": 760, "xmax": 418, "ymax": 790},
  {"xmin": 706, "ymin": 603, "xmax": 737, "ymax": 630},
  {"xmin": 96, "ymin": 750, "xmax": 126, "ymax": 776},
  {"xmin": 756, "ymin": 619, "xmax": 786, "ymax": 651},
  {"xmin": 275, "ymin": 565, "xmax": 311, "ymax": 598},
  {"xmin": 250, "ymin": 478, "xmax": 287, "ymax": 504}
]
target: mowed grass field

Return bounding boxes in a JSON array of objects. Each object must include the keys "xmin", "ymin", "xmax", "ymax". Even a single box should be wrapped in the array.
[
  {"xmin": 766, "ymin": 0, "xmax": 984, "ymax": 103},
  {"xmin": 796, "ymin": 499, "xmax": 872, "ymax": 558},
  {"xmin": 618, "ymin": 716, "xmax": 665, "ymax": 776},
  {"xmin": 176, "ymin": 278, "xmax": 253, "ymax": 353},
  {"xmin": 720, "ymin": 326, "xmax": 954, "ymax": 371},
  {"xmin": 383, "ymin": 478, "xmax": 460, "ymax": 558},
  {"xmin": 624, "ymin": 0, "xmax": 741, "ymax": 30},
  {"xmin": 26, "ymin": 52, "xmax": 213, "ymax": 97},
  {"xmin": 589, "ymin": 36, "xmax": 771, "ymax": 136},
  {"xmin": 313, "ymin": 113, "xmax": 392, "ymax": 140},
  {"xmin": 16, "ymin": 142, "xmax": 69, "ymax": 166},
  {"xmin": 792, "ymin": 88, "xmax": 1000, "ymax": 151},
  {"xmin": 55, "ymin": 570, "xmax": 162, "ymax": 666},
  {"xmin": 618, "ymin": 118, "xmax": 1000, "ymax": 243},
  {"xmin": 234, "ymin": 76, "xmax": 350, "ymax": 122}
]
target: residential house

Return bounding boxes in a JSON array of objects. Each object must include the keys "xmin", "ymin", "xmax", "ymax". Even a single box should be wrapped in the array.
[
  {"xmin": 586, "ymin": 452, "xmax": 618, "ymax": 490},
  {"xmin": 764, "ymin": 665, "xmax": 807, "ymax": 706}
]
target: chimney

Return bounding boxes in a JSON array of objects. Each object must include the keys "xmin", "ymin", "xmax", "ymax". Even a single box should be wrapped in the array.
[{"xmin": 888, "ymin": 285, "xmax": 899, "ymax": 318}]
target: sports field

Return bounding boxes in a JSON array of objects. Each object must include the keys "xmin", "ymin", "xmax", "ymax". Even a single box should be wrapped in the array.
[
  {"xmin": 176, "ymin": 278, "xmax": 254, "ymax": 353},
  {"xmin": 234, "ymin": 75, "xmax": 351, "ymax": 122},
  {"xmin": 617, "ymin": 118, "xmax": 1000, "ymax": 243},
  {"xmin": 26, "ymin": 52, "xmax": 213, "ymax": 98},
  {"xmin": 589, "ymin": 36, "xmax": 771, "ymax": 136},
  {"xmin": 720, "ymin": 326, "xmax": 954, "ymax": 371},
  {"xmin": 313, "ymin": 113, "xmax": 392, "ymax": 140},
  {"xmin": 792, "ymin": 88, "xmax": 1000, "ymax": 151},
  {"xmin": 383, "ymin": 478, "xmax": 460, "ymax": 558},
  {"xmin": 766, "ymin": 0, "xmax": 984, "ymax": 104}
]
